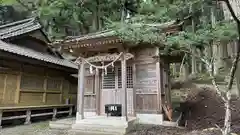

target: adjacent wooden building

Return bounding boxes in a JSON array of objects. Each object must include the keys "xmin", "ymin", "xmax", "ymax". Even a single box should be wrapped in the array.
[
  {"xmin": 52, "ymin": 21, "xmax": 184, "ymax": 123},
  {"xmin": 0, "ymin": 18, "xmax": 78, "ymax": 107}
]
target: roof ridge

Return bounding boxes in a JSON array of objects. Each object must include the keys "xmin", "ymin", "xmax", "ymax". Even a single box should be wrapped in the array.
[{"xmin": 0, "ymin": 18, "xmax": 36, "ymax": 29}]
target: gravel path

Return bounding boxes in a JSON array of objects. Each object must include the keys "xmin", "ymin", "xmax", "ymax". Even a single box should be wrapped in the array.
[
  {"xmin": 0, "ymin": 121, "xmax": 223, "ymax": 135},
  {"xmin": 0, "ymin": 122, "xmax": 69, "ymax": 135}
]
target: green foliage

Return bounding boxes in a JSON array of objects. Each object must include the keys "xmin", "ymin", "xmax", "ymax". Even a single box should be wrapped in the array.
[
  {"xmin": 2, "ymin": 0, "xmax": 238, "ymax": 46},
  {"xmin": 1, "ymin": 0, "xmax": 140, "ymax": 39},
  {"xmin": 111, "ymin": 0, "xmax": 238, "ymax": 55},
  {"xmin": 165, "ymin": 21, "xmax": 237, "ymax": 50}
]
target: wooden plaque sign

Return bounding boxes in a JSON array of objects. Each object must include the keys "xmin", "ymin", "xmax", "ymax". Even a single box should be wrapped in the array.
[{"xmin": 135, "ymin": 63, "xmax": 157, "ymax": 94}]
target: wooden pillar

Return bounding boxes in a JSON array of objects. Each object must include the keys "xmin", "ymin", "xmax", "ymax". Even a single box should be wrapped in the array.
[
  {"xmin": 59, "ymin": 79, "xmax": 63, "ymax": 103},
  {"xmin": 77, "ymin": 61, "xmax": 85, "ymax": 120},
  {"xmin": 155, "ymin": 47, "xmax": 162, "ymax": 114},
  {"xmin": 52, "ymin": 108, "xmax": 57, "ymax": 121},
  {"xmin": 160, "ymin": 63, "xmax": 165, "ymax": 105},
  {"xmin": 15, "ymin": 73, "xmax": 21, "ymax": 104},
  {"xmin": 69, "ymin": 106, "xmax": 73, "ymax": 117},
  {"xmin": 121, "ymin": 53, "xmax": 128, "ymax": 121},
  {"xmin": 166, "ymin": 63, "xmax": 172, "ymax": 107},
  {"xmin": 43, "ymin": 78, "xmax": 47, "ymax": 103},
  {"xmin": 24, "ymin": 110, "xmax": 31, "ymax": 125},
  {"xmin": 2, "ymin": 75, "xmax": 7, "ymax": 102},
  {"xmin": 132, "ymin": 61, "xmax": 137, "ymax": 116},
  {"xmin": 95, "ymin": 69, "xmax": 100, "ymax": 115},
  {"xmin": 0, "ymin": 110, "xmax": 3, "ymax": 129}
]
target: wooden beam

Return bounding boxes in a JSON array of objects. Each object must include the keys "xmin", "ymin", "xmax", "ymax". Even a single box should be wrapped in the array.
[
  {"xmin": 59, "ymin": 79, "xmax": 64, "ymax": 103},
  {"xmin": 132, "ymin": 59, "xmax": 137, "ymax": 117},
  {"xmin": 43, "ymin": 78, "xmax": 47, "ymax": 103},
  {"xmin": 14, "ymin": 72, "xmax": 22, "ymax": 104},
  {"xmin": 121, "ymin": 52, "xmax": 128, "ymax": 121},
  {"xmin": 85, "ymin": 53, "xmax": 134, "ymax": 63},
  {"xmin": 166, "ymin": 63, "xmax": 172, "ymax": 107},
  {"xmin": 95, "ymin": 69, "xmax": 100, "ymax": 115},
  {"xmin": 2, "ymin": 74, "xmax": 7, "ymax": 102},
  {"xmin": 155, "ymin": 47, "xmax": 162, "ymax": 114},
  {"xmin": 77, "ymin": 61, "xmax": 85, "ymax": 119}
]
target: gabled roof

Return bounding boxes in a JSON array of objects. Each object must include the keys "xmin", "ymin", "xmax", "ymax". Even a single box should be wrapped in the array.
[
  {"xmin": 0, "ymin": 40, "xmax": 77, "ymax": 69},
  {"xmin": 0, "ymin": 18, "xmax": 42, "ymax": 40},
  {"xmin": 51, "ymin": 21, "xmax": 178, "ymax": 45}
]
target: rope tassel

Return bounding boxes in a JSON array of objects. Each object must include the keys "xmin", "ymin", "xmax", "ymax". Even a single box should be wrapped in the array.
[
  {"xmin": 105, "ymin": 67, "xmax": 107, "ymax": 75},
  {"xmin": 90, "ymin": 65, "xmax": 93, "ymax": 74}
]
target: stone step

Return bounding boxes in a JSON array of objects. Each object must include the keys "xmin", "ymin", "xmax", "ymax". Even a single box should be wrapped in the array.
[
  {"xmin": 49, "ymin": 122, "xmax": 72, "ymax": 130},
  {"xmin": 71, "ymin": 124, "xmax": 127, "ymax": 135},
  {"xmin": 49, "ymin": 119, "xmax": 74, "ymax": 130}
]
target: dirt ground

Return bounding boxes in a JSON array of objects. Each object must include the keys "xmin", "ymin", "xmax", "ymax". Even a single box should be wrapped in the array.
[
  {"xmin": 178, "ymin": 87, "xmax": 240, "ymax": 134},
  {"xmin": 0, "ymin": 122, "xmax": 223, "ymax": 135},
  {"xmin": 128, "ymin": 125, "xmax": 222, "ymax": 135}
]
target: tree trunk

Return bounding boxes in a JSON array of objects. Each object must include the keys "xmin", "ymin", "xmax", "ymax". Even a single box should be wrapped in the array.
[
  {"xmin": 235, "ymin": 74, "xmax": 240, "ymax": 96},
  {"xmin": 190, "ymin": 4, "xmax": 197, "ymax": 75},
  {"xmin": 97, "ymin": 0, "xmax": 102, "ymax": 30},
  {"xmin": 222, "ymin": 91, "xmax": 231, "ymax": 135},
  {"xmin": 197, "ymin": 49, "xmax": 203, "ymax": 73},
  {"xmin": 183, "ymin": 63, "xmax": 189, "ymax": 80},
  {"xmin": 213, "ymin": 43, "xmax": 220, "ymax": 75},
  {"xmin": 91, "ymin": 10, "xmax": 98, "ymax": 32},
  {"xmin": 191, "ymin": 47, "xmax": 197, "ymax": 75},
  {"xmin": 172, "ymin": 63, "xmax": 177, "ymax": 77}
]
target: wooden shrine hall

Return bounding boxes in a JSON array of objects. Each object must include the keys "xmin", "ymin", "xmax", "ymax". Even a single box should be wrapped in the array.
[{"xmin": 50, "ymin": 21, "xmax": 184, "ymax": 134}]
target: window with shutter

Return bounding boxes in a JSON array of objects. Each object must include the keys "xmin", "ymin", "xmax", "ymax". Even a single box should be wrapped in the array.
[
  {"xmin": 102, "ymin": 66, "xmax": 133, "ymax": 89},
  {"xmin": 118, "ymin": 66, "xmax": 133, "ymax": 88},
  {"xmin": 102, "ymin": 69, "xmax": 115, "ymax": 89},
  {"xmin": 47, "ymin": 78, "xmax": 62, "ymax": 91},
  {"xmin": 20, "ymin": 75, "xmax": 44, "ymax": 90}
]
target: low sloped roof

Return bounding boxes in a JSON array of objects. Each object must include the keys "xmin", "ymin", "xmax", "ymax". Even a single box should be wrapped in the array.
[
  {"xmin": 0, "ymin": 40, "xmax": 77, "ymax": 69},
  {"xmin": 0, "ymin": 18, "xmax": 42, "ymax": 40},
  {"xmin": 51, "ymin": 20, "xmax": 178, "ymax": 46}
]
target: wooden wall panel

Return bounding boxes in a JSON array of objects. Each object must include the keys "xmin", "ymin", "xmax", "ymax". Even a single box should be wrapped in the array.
[
  {"xmin": 0, "ymin": 74, "xmax": 5, "ymax": 104},
  {"xmin": 4, "ymin": 74, "xmax": 17, "ymax": 104},
  {"xmin": 134, "ymin": 48, "xmax": 157, "ymax": 94},
  {"xmin": 19, "ymin": 92, "xmax": 43, "ymax": 105},
  {"xmin": 84, "ymin": 95, "xmax": 96, "ymax": 111},
  {"xmin": 22, "ymin": 64, "xmax": 45, "ymax": 75},
  {"xmin": 85, "ymin": 76, "xmax": 95, "ymax": 94},
  {"xmin": 134, "ymin": 47, "xmax": 156, "ymax": 64},
  {"xmin": 136, "ymin": 94, "xmax": 158, "ymax": 113},
  {"xmin": 62, "ymin": 80, "xmax": 70, "ymax": 104},
  {"xmin": 69, "ymin": 94, "xmax": 77, "ymax": 105},
  {"xmin": 46, "ymin": 93, "xmax": 61, "ymax": 104},
  {"xmin": 135, "ymin": 63, "xmax": 157, "ymax": 94}
]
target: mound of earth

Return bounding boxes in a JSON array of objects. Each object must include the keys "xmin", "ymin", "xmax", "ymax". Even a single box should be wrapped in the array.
[
  {"xmin": 179, "ymin": 87, "xmax": 240, "ymax": 133},
  {"xmin": 171, "ymin": 80, "xmax": 197, "ymax": 90}
]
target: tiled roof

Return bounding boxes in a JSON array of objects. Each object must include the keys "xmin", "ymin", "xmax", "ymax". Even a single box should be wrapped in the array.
[
  {"xmin": 0, "ymin": 40, "xmax": 77, "ymax": 69},
  {"xmin": 52, "ymin": 30, "xmax": 115, "ymax": 45},
  {"xmin": 51, "ymin": 20, "xmax": 179, "ymax": 46},
  {"xmin": 0, "ymin": 18, "xmax": 42, "ymax": 39}
]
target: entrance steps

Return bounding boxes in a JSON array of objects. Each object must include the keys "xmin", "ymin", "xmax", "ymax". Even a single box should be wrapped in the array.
[{"xmin": 70, "ymin": 116, "xmax": 137, "ymax": 135}]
